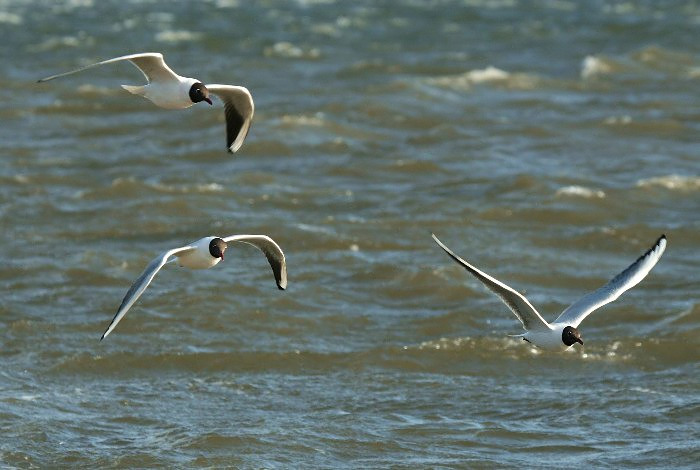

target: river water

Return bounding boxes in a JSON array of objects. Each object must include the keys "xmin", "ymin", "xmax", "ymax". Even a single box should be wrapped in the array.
[{"xmin": 1, "ymin": 0, "xmax": 699, "ymax": 468}]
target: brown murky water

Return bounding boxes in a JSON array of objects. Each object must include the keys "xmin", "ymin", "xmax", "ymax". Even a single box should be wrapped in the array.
[{"xmin": 1, "ymin": 0, "xmax": 699, "ymax": 467}]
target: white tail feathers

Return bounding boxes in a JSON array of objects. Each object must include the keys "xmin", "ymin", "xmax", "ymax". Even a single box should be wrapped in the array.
[{"xmin": 121, "ymin": 84, "xmax": 146, "ymax": 95}]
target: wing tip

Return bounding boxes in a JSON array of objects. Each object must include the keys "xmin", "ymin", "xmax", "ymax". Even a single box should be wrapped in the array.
[
  {"xmin": 277, "ymin": 270, "xmax": 288, "ymax": 290},
  {"xmin": 651, "ymin": 233, "xmax": 667, "ymax": 255}
]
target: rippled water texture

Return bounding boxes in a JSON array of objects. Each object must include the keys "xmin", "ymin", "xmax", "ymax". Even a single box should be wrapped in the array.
[{"xmin": 1, "ymin": 0, "xmax": 699, "ymax": 468}]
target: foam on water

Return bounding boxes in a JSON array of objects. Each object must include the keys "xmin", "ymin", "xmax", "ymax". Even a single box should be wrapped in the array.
[
  {"xmin": 1, "ymin": 0, "xmax": 698, "ymax": 467},
  {"xmin": 555, "ymin": 185, "xmax": 606, "ymax": 199},
  {"xmin": 155, "ymin": 30, "xmax": 203, "ymax": 43},
  {"xmin": 636, "ymin": 175, "xmax": 700, "ymax": 192}
]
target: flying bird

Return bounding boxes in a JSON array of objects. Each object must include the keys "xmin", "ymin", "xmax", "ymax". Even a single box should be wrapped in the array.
[
  {"xmin": 432, "ymin": 233, "xmax": 666, "ymax": 351},
  {"xmin": 38, "ymin": 52, "xmax": 254, "ymax": 153},
  {"xmin": 101, "ymin": 234, "xmax": 287, "ymax": 340}
]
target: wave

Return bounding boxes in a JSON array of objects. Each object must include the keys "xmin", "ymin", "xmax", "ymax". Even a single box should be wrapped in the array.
[
  {"xmin": 581, "ymin": 46, "xmax": 700, "ymax": 80},
  {"xmin": 264, "ymin": 41, "xmax": 321, "ymax": 59},
  {"xmin": 555, "ymin": 185, "xmax": 606, "ymax": 199},
  {"xmin": 426, "ymin": 66, "xmax": 543, "ymax": 92},
  {"xmin": 636, "ymin": 175, "xmax": 700, "ymax": 192},
  {"xmin": 74, "ymin": 177, "xmax": 226, "ymax": 200},
  {"xmin": 155, "ymin": 30, "xmax": 202, "ymax": 44}
]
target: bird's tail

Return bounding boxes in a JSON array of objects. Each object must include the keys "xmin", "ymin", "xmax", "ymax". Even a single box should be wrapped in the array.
[{"xmin": 121, "ymin": 84, "xmax": 146, "ymax": 96}]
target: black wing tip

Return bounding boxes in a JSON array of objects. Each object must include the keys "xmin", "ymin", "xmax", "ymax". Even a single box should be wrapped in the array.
[{"xmin": 651, "ymin": 234, "xmax": 667, "ymax": 252}]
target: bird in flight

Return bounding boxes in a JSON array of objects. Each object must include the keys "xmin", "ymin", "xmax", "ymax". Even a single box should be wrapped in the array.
[
  {"xmin": 38, "ymin": 52, "xmax": 254, "ymax": 153},
  {"xmin": 101, "ymin": 234, "xmax": 287, "ymax": 340},
  {"xmin": 432, "ymin": 233, "xmax": 667, "ymax": 351}
]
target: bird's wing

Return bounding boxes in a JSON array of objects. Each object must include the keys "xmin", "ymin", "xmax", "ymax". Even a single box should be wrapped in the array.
[
  {"xmin": 37, "ymin": 52, "xmax": 178, "ymax": 84},
  {"xmin": 223, "ymin": 234, "xmax": 287, "ymax": 290},
  {"xmin": 553, "ymin": 234, "xmax": 667, "ymax": 328},
  {"xmin": 206, "ymin": 85, "xmax": 255, "ymax": 153},
  {"xmin": 432, "ymin": 234, "xmax": 550, "ymax": 331},
  {"xmin": 100, "ymin": 245, "xmax": 195, "ymax": 341}
]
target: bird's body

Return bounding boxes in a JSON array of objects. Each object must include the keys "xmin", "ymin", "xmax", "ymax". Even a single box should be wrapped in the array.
[
  {"xmin": 38, "ymin": 52, "xmax": 254, "ymax": 153},
  {"xmin": 517, "ymin": 327, "xmax": 571, "ymax": 352},
  {"xmin": 100, "ymin": 234, "xmax": 287, "ymax": 340},
  {"xmin": 175, "ymin": 236, "xmax": 225, "ymax": 269},
  {"xmin": 432, "ymin": 233, "xmax": 667, "ymax": 351},
  {"xmin": 122, "ymin": 76, "xmax": 199, "ymax": 110}
]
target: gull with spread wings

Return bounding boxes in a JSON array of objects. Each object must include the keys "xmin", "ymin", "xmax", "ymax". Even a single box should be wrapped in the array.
[
  {"xmin": 432, "ymin": 233, "xmax": 666, "ymax": 351},
  {"xmin": 101, "ymin": 234, "xmax": 287, "ymax": 341},
  {"xmin": 38, "ymin": 52, "xmax": 254, "ymax": 153}
]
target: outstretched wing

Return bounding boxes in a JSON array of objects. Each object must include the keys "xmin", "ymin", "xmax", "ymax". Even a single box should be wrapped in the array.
[
  {"xmin": 223, "ymin": 234, "xmax": 287, "ymax": 290},
  {"xmin": 206, "ymin": 85, "xmax": 255, "ymax": 153},
  {"xmin": 432, "ymin": 234, "xmax": 551, "ymax": 332},
  {"xmin": 37, "ymin": 52, "xmax": 179, "ymax": 84},
  {"xmin": 100, "ymin": 245, "xmax": 195, "ymax": 341},
  {"xmin": 553, "ymin": 234, "xmax": 667, "ymax": 328}
]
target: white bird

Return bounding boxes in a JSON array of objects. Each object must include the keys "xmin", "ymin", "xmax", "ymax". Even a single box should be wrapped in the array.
[
  {"xmin": 101, "ymin": 235, "xmax": 287, "ymax": 340},
  {"xmin": 37, "ymin": 52, "xmax": 254, "ymax": 153},
  {"xmin": 432, "ymin": 233, "xmax": 667, "ymax": 351}
]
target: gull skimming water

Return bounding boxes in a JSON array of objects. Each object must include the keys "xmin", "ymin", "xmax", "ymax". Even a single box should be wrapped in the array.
[
  {"xmin": 432, "ymin": 233, "xmax": 666, "ymax": 351},
  {"xmin": 101, "ymin": 234, "xmax": 287, "ymax": 340},
  {"xmin": 38, "ymin": 52, "xmax": 254, "ymax": 153}
]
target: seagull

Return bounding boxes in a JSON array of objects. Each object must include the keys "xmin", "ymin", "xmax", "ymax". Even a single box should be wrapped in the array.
[
  {"xmin": 101, "ymin": 234, "xmax": 286, "ymax": 340},
  {"xmin": 431, "ymin": 233, "xmax": 667, "ymax": 351},
  {"xmin": 37, "ymin": 52, "xmax": 254, "ymax": 153}
]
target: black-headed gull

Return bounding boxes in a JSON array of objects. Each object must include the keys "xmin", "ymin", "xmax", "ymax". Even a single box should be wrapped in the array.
[
  {"xmin": 101, "ymin": 235, "xmax": 286, "ymax": 340},
  {"xmin": 432, "ymin": 233, "xmax": 667, "ymax": 351},
  {"xmin": 38, "ymin": 52, "xmax": 254, "ymax": 153}
]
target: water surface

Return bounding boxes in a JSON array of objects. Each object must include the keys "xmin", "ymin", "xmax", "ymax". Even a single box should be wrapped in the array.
[{"xmin": 1, "ymin": 0, "xmax": 699, "ymax": 467}]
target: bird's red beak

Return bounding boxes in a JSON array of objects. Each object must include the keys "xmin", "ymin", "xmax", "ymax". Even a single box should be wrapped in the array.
[{"xmin": 204, "ymin": 97, "xmax": 213, "ymax": 105}]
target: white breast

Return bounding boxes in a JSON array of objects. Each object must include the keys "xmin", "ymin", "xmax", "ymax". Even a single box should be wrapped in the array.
[
  {"xmin": 524, "ymin": 328, "xmax": 570, "ymax": 351},
  {"xmin": 142, "ymin": 78, "xmax": 196, "ymax": 110},
  {"xmin": 176, "ymin": 237, "xmax": 221, "ymax": 270}
]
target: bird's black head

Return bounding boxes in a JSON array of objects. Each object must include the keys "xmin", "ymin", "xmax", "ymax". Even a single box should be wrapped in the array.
[
  {"xmin": 562, "ymin": 326, "xmax": 584, "ymax": 346},
  {"xmin": 189, "ymin": 82, "xmax": 212, "ymax": 105},
  {"xmin": 208, "ymin": 238, "xmax": 227, "ymax": 260}
]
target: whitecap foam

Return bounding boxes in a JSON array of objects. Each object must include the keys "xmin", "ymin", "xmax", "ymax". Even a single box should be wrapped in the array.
[
  {"xmin": 280, "ymin": 114, "xmax": 325, "ymax": 127},
  {"xmin": 555, "ymin": 185, "xmax": 606, "ymax": 199},
  {"xmin": 603, "ymin": 115, "xmax": 632, "ymax": 125},
  {"xmin": 0, "ymin": 11, "xmax": 22, "ymax": 24},
  {"xmin": 636, "ymin": 174, "xmax": 700, "ymax": 192},
  {"xmin": 427, "ymin": 66, "xmax": 541, "ymax": 91},
  {"xmin": 581, "ymin": 55, "xmax": 613, "ymax": 78},
  {"xmin": 155, "ymin": 30, "xmax": 202, "ymax": 43},
  {"xmin": 465, "ymin": 66, "xmax": 510, "ymax": 83},
  {"xmin": 688, "ymin": 67, "xmax": 700, "ymax": 79},
  {"xmin": 264, "ymin": 42, "xmax": 321, "ymax": 59},
  {"xmin": 29, "ymin": 34, "xmax": 94, "ymax": 52}
]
